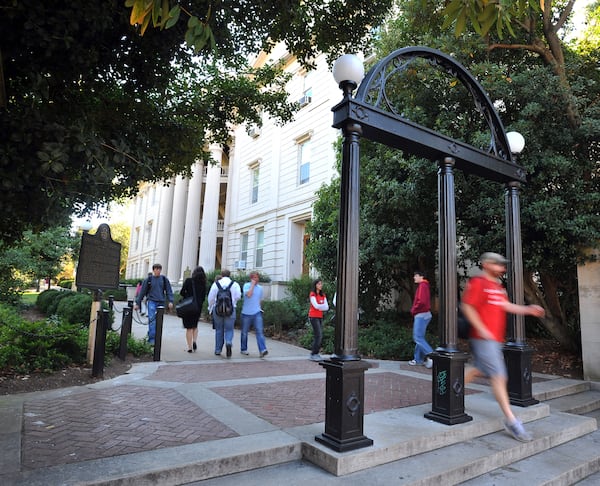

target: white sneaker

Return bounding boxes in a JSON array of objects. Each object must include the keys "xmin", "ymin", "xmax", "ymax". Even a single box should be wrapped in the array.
[
  {"xmin": 309, "ymin": 354, "xmax": 322, "ymax": 362},
  {"xmin": 425, "ymin": 358, "xmax": 433, "ymax": 369}
]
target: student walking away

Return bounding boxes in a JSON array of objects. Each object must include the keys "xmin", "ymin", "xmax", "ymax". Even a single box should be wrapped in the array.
[
  {"xmin": 207, "ymin": 269, "xmax": 241, "ymax": 358},
  {"xmin": 134, "ymin": 264, "xmax": 174, "ymax": 345},
  {"xmin": 240, "ymin": 271, "xmax": 268, "ymax": 357},
  {"xmin": 308, "ymin": 279, "xmax": 329, "ymax": 361},
  {"xmin": 461, "ymin": 252, "xmax": 545, "ymax": 442},
  {"xmin": 179, "ymin": 266, "xmax": 207, "ymax": 353},
  {"xmin": 409, "ymin": 270, "xmax": 433, "ymax": 369}
]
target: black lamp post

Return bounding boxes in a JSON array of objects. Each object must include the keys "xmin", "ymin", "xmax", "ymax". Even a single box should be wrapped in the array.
[
  {"xmin": 504, "ymin": 132, "xmax": 538, "ymax": 407},
  {"xmin": 314, "ymin": 54, "xmax": 374, "ymax": 453}
]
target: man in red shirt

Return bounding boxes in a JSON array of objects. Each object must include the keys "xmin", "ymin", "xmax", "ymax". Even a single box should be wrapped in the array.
[
  {"xmin": 409, "ymin": 271, "xmax": 433, "ymax": 368},
  {"xmin": 462, "ymin": 252, "xmax": 545, "ymax": 442}
]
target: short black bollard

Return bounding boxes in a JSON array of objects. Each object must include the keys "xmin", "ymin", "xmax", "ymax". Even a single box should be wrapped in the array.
[
  {"xmin": 108, "ymin": 294, "xmax": 114, "ymax": 311},
  {"xmin": 153, "ymin": 306, "xmax": 165, "ymax": 361},
  {"xmin": 92, "ymin": 309, "xmax": 110, "ymax": 377},
  {"xmin": 119, "ymin": 306, "xmax": 133, "ymax": 360},
  {"xmin": 126, "ymin": 300, "xmax": 133, "ymax": 333}
]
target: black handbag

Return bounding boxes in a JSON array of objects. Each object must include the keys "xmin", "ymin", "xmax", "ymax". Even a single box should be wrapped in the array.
[{"xmin": 176, "ymin": 281, "xmax": 198, "ymax": 317}]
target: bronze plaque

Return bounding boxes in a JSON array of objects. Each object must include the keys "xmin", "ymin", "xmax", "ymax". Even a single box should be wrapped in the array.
[{"xmin": 76, "ymin": 224, "xmax": 121, "ymax": 290}]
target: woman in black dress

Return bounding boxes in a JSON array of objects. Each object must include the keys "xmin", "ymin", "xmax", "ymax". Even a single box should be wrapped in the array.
[{"xmin": 179, "ymin": 266, "xmax": 207, "ymax": 352}]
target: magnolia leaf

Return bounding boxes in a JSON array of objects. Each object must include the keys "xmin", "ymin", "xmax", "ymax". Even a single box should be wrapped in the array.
[{"xmin": 165, "ymin": 5, "xmax": 181, "ymax": 29}]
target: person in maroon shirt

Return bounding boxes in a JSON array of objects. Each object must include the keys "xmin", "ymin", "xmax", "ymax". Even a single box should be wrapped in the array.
[{"xmin": 409, "ymin": 271, "xmax": 433, "ymax": 368}]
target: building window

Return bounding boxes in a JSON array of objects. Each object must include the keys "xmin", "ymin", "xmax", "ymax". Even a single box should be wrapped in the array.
[
  {"xmin": 298, "ymin": 139, "xmax": 311, "ymax": 185},
  {"xmin": 240, "ymin": 232, "xmax": 248, "ymax": 267},
  {"xmin": 134, "ymin": 227, "xmax": 140, "ymax": 250},
  {"xmin": 255, "ymin": 228, "xmax": 264, "ymax": 268},
  {"xmin": 251, "ymin": 167, "xmax": 259, "ymax": 204}
]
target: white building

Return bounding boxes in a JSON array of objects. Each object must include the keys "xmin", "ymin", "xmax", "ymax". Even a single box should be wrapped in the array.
[{"xmin": 126, "ymin": 46, "xmax": 344, "ymax": 299}]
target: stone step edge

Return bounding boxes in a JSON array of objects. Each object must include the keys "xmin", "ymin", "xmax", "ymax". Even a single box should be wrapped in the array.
[
  {"xmin": 545, "ymin": 390, "xmax": 600, "ymax": 415},
  {"xmin": 297, "ymin": 397, "xmax": 551, "ymax": 476},
  {"xmin": 0, "ymin": 430, "xmax": 302, "ymax": 486},
  {"xmin": 533, "ymin": 378, "xmax": 591, "ymax": 401},
  {"xmin": 323, "ymin": 412, "xmax": 597, "ymax": 485},
  {"xmin": 462, "ymin": 427, "xmax": 600, "ymax": 486}
]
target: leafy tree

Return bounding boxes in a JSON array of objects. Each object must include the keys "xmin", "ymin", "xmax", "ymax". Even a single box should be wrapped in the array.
[
  {"xmin": 307, "ymin": 0, "xmax": 600, "ymax": 350},
  {"xmin": 0, "ymin": 0, "xmax": 393, "ymax": 244},
  {"xmin": 19, "ymin": 227, "xmax": 76, "ymax": 291}
]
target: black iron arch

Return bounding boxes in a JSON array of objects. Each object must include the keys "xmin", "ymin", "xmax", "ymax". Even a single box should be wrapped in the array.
[
  {"xmin": 318, "ymin": 47, "xmax": 533, "ymax": 450},
  {"xmin": 333, "ymin": 46, "xmax": 526, "ymax": 183}
]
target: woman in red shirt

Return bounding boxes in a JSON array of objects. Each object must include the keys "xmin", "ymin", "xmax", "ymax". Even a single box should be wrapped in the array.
[{"xmin": 308, "ymin": 279, "xmax": 329, "ymax": 361}]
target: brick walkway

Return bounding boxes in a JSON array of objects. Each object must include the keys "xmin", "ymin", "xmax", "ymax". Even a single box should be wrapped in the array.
[{"xmin": 19, "ymin": 359, "xmax": 471, "ymax": 471}]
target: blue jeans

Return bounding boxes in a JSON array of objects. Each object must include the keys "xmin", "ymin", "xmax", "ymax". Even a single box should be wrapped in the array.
[
  {"xmin": 147, "ymin": 300, "xmax": 160, "ymax": 344},
  {"xmin": 241, "ymin": 312, "xmax": 266, "ymax": 353},
  {"xmin": 213, "ymin": 311, "xmax": 235, "ymax": 354},
  {"xmin": 309, "ymin": 317, "xmax": 323, "ymax": 355},
  {"xmin": 413, "ymin": 311, "xmax": 433, "ymax": 363}
]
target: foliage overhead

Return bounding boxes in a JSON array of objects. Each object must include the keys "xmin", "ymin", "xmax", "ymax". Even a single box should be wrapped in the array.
[{"xmin": 0, "ymin": 0, "xmax": 393, "ymax": 244}]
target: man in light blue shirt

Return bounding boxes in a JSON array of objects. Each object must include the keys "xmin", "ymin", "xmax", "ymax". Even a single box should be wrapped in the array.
[{"xmin": 240, "ymin": 271, "xmax": 268, "ymax": 357}]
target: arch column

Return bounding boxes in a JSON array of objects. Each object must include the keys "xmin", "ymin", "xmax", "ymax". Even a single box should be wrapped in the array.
[
  {"xmin": 315, "ymin": 120, "xmax": 372, "ymax": 453},
  {"xmin": 504, "ymin": 181, "xmax": 538, "ymax": 406},
  {"xmin": 180, "ymin": 161, "xmax": 203, "ymax": 278},
  {"xmin": 198, "ymin": 146, "xmax": 223, "ymax": 271},
  {"xmin": 425, "ymin": 157, "xmax": 471, "ymax": 425},
  {"xmin": 166, "ymin": 175, "xmax": 188, "ymax": 283}
]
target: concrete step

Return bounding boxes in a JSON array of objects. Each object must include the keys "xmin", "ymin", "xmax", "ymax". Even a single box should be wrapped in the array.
[
  {"xmin": 196, "ymin": 412, "xmax": 597, "ymax": 486},
  {"xmin": 545, "ymin": 389, "xmax": 600, "ymax": 415},
  {"xmin": 574, "ymin": 470, "xmax": 600, "ymax": 485},
  {"xmin": 0, "ymin": 430, "xmax": 302, "ymax": 486},
  {"xmin": 533, "ymin": 378, "xmax": 591, "ymax": 402},
  {"xmin": 461, "ymin": 427, "xmax": 600, "ymax": 486}
]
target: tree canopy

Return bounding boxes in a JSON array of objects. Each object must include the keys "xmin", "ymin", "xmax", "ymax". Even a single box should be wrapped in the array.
[
  {"xmin": 0, "ymin": 0, "xmax": 394, "ymax": 244},
  {"xmin": 307, "ymin": 0, "xmax": 600, "ymax": 350}
]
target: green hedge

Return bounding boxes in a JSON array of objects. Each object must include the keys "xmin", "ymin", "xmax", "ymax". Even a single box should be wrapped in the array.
[{"xmin": 0, "ymin": 304, "xmax": 87, "ymax": 373}]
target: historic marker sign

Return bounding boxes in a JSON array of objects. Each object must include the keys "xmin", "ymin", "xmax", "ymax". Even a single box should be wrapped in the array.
[{"xmin": 76, "ymin": 223, "xmax": 121, "ymax": 290}]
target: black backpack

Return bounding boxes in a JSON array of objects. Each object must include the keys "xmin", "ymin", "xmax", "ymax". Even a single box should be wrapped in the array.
[{"xmin": 215, "ymin": 280, "xmax": 234, "ymax": 317}]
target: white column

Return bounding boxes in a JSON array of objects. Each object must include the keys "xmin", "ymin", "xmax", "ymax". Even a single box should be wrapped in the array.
[
  {"xmin": 167, "ymin": 175, "xmax": 188, "ymax": 283},
  {"xmin": 180, "ymin": 161, "xmax": 203, "ymax": 278},
  {"xmin": 155, "ymin": 181, "xmax": 175, "ymax": 272},
  {"xmin": 198, "ymin": 146, "xmax": 223, "ymax": 271}
]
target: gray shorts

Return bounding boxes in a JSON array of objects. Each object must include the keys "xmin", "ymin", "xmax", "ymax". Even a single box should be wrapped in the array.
[{"xmin": 469, "ymin": 339, "xmax": 507, "ymax": 379}]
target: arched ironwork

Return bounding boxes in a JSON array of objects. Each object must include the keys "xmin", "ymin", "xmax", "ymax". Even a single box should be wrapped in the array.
[{"xmin": 356, "ymin": 46, "xmax": 513, "ymax": 163}]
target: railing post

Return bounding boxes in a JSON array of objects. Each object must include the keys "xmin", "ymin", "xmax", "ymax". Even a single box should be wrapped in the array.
[
  {"xmin": 119, "ymin": 304, "xmax": 133, "ymax": 360},
  {"xmin": 153, "ymin": 306, "xmax": 165, "ymax": 361},
  {"xmin": 92, "ymin": 309, "xmax": 109, "ymax": 377}
]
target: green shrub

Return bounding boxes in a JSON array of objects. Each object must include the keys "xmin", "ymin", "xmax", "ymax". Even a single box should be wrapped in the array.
[
  {"xmin": 105, "ymin": 330, "xmax": 153, "ymax": 357},
  {"xmin": 46, "ymin": 290, "xmax": 73, "ymax": 316},
  {"xmin": 285, "ymin": 275, "xmax": 312, "ymax": 304},
  {"xmin": 0, "ymin": 304, "xmax": 87, "ymax": 373},
  {"xmin": 262, "ymin": 299, "xmax": 305, "ymax": 335},
  {"xmin": 56, "ymin": 293, "xmax": 93, "ymax": 326},
  {"xmin": 36, "ymin": 289, "xmax": 62, "ymax": 313}
]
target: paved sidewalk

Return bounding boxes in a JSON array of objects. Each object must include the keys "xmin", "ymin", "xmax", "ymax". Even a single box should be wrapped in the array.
[{"xmin": 0, "ymin": 304, "xmax": 567, "ymax": 485}]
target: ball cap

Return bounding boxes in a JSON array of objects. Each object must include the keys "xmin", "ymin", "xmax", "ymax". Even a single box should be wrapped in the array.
[{"xmin": 480, "ymin": 252, "xmax": 509, "ymax": 265}]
